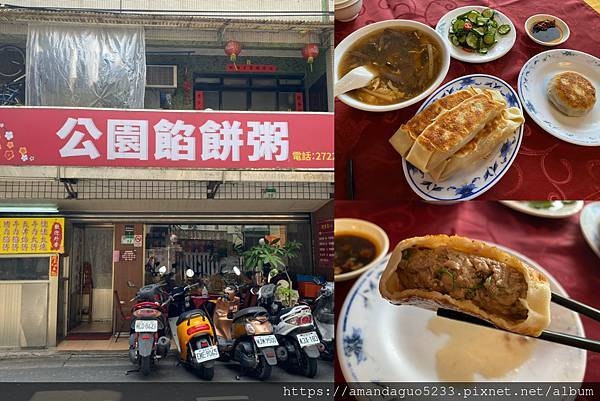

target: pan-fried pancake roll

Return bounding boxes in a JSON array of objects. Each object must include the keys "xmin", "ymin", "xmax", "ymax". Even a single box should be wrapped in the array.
[
  {"xmin": 389, "ymin": 87, "xmax": 479, "ymax": 157},
  {"xmin": 428, "ymin": 107, "xmax": 525, "ymax": 182},
  {"xmin": 406, "ymin": 90, "xmax": 506, "ymax": 172},
  {"xmin": 379, "ymin": 235, "xmax": 551, "ymax": 336}
]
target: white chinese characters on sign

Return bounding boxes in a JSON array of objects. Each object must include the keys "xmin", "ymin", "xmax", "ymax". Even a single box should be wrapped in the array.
[
  {"xmin": 247, "ymin": 122, "xmax": 289, "ymax": 162},
  {"xmin": 200, "ymin": 120, "xmax": 244, "ymax": 162},
  {"xmin": 154, "ymin": 119, "xmax": 196, "ymax": 161},
  {"xmin": 56, "ymin": 117, "xmax": 103, "ymax": 159},
  {"xmin": 107, "ymin": 120, "xmax": 148, "ymax": 160},
  {"xmin": 55, "ymin": 117, "xmax": 290, "ymax": 163}
]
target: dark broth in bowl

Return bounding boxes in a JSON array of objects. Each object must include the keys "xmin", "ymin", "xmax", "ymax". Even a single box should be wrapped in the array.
[
  {"xmin": 335, "ymin": 233, "xmax": 379, "ymax": 275},
  {"xmin": 338, "ymin": 28, "xmax": 442, "ymax": 105}
]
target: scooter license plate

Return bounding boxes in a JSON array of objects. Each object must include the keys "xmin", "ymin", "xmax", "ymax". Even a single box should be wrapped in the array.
[
  {"xmin": 134, "ymin": 320, "xmax": 158, "ymax": 333},
  {"xmin": 194, "ymin": 345, "xmax": 219, "ymax": 363},
  {"xmin": 297, "ymin": 331, "xmax": 320, "ymax": 347},
  {"xmin": 254, "ymin": 335, "xmax": 278, "ymax": 348}
]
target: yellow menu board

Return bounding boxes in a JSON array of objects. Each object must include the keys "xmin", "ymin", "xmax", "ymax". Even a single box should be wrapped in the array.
[{"xmin": 0, "ymin": 217, "xmax": 65, "ymax": 254}]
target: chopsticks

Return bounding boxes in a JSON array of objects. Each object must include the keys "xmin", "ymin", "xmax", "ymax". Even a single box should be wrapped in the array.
[{"xmin": 436, "ymin": 292, "xmax": 600, "ymax": 353}]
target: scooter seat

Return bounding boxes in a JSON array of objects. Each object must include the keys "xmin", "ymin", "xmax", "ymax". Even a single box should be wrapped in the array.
[
  {"xmin": 232, "ymin": 306, "xmax": 268, "ymax": 322},
  {"xmin": 176, "ymin": 309, "xmax": 208, "ymax": 326}
]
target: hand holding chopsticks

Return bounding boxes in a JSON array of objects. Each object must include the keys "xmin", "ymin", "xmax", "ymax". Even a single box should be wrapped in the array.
[{"xmin": 437, "ymin": 292, "xmax": 600, "ymax": 353}]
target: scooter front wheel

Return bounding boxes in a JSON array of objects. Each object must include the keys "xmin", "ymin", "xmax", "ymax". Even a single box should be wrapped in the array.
[
  {"xmin": 140, "ymin": 355, "xmax": 152, "ymax": 376},
  {"xmin": 252, "ymin": 355, "xmax": 272, "ymax": 381}
]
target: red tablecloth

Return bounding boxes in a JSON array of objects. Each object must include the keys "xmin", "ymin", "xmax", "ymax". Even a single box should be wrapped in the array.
[
  {"xmin": 334, "ymin": 201, "xmax": 600, "ymax": 384},
  {"xmin": 335, "ymin": 0, "xmax": 600, "ymax": 200}
]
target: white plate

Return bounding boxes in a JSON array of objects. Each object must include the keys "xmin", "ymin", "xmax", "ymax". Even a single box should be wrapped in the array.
[
  {"xmin": 194, "ymin": 345, "xmax": 219, "ymax": 363},
  {"xmin": 297, "ymin": 331, "xmax": 321, "ymax": 347},
  {"xmin": 402, "ymin": 74, "xmax": 523, "ymax": 201},
  {"xmin": 254, "ymin": 334, "xmax": 278, "ymax": 348},
  {"xmin": 436, "ymin": 6, "xmax": 516, "ymax": 63},
  {"xmin": 518, "ymin": 49, "xmax": 600, "ymax": 146},
  {"xmin": 580, "ymin": 202, "xmax": 600, "ymax": 259},
  {"xmin": 500, "ymin": 200, "xmax": 584, "ymax": 219},
  {"xmin": 337, "ymin": 244, "xmax": 586, "ymax": 383}
]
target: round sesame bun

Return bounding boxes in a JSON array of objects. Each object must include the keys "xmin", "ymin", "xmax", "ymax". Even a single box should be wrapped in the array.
[{"xmin": 547, "ymin": 71, "xmax": 596, "ymax": 116}]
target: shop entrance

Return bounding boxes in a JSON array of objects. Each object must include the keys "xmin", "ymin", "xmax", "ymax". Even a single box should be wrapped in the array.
[
  {"xmin": 143, "ymin": 223, "xmax": 312, "ymax": 285},
  {"xmin": 66, "ymin": 225, "xmax": 114, "ymax": 339}
]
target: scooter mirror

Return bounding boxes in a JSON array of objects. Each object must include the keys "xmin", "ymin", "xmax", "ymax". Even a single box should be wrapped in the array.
[
  {"xmin": 185, "ymin": 268, "xmax": 195, "ymax": 278},
  {"xmin": 158, "ymin": 266, "xmax": 167, "ymax": 275},
  {"xmin": 233, "ymin": 266, "xmax": 241, "ymax": 276}
]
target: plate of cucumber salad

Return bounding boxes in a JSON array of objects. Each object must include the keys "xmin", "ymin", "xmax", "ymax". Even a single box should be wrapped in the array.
[{"xmin": 436, "ymin": 6, "xmax": 516, "ymax": 63}]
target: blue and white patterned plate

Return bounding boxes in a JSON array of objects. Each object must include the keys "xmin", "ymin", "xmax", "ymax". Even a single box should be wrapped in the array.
[
  {"xmin": 580, "ymin": 202, "xmax": 600, "ymax": 259},
  {"xmin": 402, "ymin": 74, "xmax": 523, "ymax": 201},
  {"xmin": 337, "ymin": 244, "xmax": 586, "ymax": 384},
  {"xmin": 518, "ymin": 49, "xmax": 600, "ymax": 146}
]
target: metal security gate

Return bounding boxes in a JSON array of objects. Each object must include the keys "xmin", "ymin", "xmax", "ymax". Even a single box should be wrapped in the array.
[{"xmin": 176, "ymin": 251, "xmax": 219, "ymax": 276}]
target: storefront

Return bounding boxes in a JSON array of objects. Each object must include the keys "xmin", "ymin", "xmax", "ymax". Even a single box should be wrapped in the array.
[
  {"xmin": 0, "ymin": 2, "xmax": 333, "ymax": 349},
  {"xmin": 60, "ymin": 212, "xmax": 328, "ymax": 341}
]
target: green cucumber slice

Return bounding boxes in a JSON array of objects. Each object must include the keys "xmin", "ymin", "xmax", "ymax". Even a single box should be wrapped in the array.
[
  {"xmin": 466, "ymin": 32, "xmax": 479, "ymax": 49},
  {"xmin": 498, "ymin": 24, "xmax": 511, "ymax": 35},
  {"xmin": 473, "ymin": 27, "xmax": 485, "ymax": 36},
  {"xmin": 453, "ymin": 19, "xmax": 465, "ymax": 32},
  {"xmin": 483, "ymin": 33, "xmax": 495, "ymax": 45},
  {"xmin": 467, "ymin": 12, "xmax": 480, "ymax": 23},
  {"xmin": 476, "ymin": 17, "xmax": 488, "ymax": 26},
  {"xmin": 481, "ymin": 9, "xmax": 494, "ymax": 18},
  {"xmin": 451, "ymin": 35, "xmax": 460, "ymax": 46}
]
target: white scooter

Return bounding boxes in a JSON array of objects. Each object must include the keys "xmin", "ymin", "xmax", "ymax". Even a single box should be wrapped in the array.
[
  {"xmin": 312, "ymin": 280, "xmax": 334, "ymax": 361},
  {"xmin": 256, "ymin": 283, "xmax": 322, "ymax": 378}
]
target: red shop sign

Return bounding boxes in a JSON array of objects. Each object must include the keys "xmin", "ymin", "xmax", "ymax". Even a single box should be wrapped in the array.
[
  {"xmin": 0, "ymin": 107, "xmax": 334, "ymax": 169},
  {"xmin": 50, "ymin": 254, "xmax": 59, "ymax": 277}
]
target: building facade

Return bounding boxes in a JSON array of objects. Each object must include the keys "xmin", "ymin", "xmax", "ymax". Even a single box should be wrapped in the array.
[{"xmin": 0, "ymin": 1, "xmax": 334, "ymax": 348}]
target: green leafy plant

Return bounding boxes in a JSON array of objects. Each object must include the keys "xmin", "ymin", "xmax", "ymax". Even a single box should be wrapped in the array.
[
  {"xmin": 242, "ymin": 238, "xmax": 302, "ymax": 278},
  {"xmin": 275, "ymin": 285, "xmax": 299, "ymax": 307}
]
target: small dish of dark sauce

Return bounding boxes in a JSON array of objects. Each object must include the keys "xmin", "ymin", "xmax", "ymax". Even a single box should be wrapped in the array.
[{"xmin": 531, "ymin": 19, "xmax": 562, "ymax": 43}]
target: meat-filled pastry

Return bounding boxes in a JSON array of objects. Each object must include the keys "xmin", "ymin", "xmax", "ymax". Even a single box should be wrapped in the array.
[
  {"xmin": 428, "ymin": 107, "xmax": 525, "ymax": 182},
  {"xmin": 389, "ymin": 87, "xmax": 479, "ymax": 158},
  {"xmin": 406, "ymin": 90, "xmax": 506, "ymax": 172},
  {"xmin": 379, "ymin": 235, "xmax": 551, "ymax": 336}
]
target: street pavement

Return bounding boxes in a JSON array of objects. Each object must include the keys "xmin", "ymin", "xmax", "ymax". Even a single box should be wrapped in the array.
[{"xmin": 0, "ymin": 351, "xmax": 333, "ymax": 382}]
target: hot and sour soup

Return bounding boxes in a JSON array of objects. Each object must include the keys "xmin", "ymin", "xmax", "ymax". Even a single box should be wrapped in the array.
[
  {"xmin": 335, "ymin": 233, "xmax": 379, "ymax": 275},
  {"xmin": 338, "ymin": 27, "xmax": 442, "ymax": 105}
]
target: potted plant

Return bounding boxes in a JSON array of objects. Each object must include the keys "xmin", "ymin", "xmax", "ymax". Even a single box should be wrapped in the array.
[{"xmin": 242, "ymin": 237, "xmax": 302, "ymax": 284}]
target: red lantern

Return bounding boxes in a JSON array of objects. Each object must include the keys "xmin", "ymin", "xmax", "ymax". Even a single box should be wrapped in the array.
[
  {"xmin": 301, "ymin": 43, "xmax": 319, "ymax": 72},
  {"xmin": 224, "ymin": 40, "xmax": 242, "ymax": 70}
]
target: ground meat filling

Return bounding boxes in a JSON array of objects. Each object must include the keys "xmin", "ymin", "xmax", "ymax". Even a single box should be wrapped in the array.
[{"xmin": 397, "ymin": 246, "xmax": 528, "ymax": 320}]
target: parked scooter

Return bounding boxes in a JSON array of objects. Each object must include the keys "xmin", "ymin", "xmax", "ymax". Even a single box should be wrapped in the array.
[
  {"xmin": 127, "ymin": 267, "xmax": 172, "ymax": 375},
  {"xmin": 312, "ymin": 279, "xmax": 334, "ymax": 361},
  {"xmin": 256, "ymin": 283, "xmax": 322, "ymax": 378},
  {"xmin": 167, "ymin": 269, "xmax": 219, "ymax": 380},
  {"xmin": 213, "ymin": 285, "xmax": 278, "ymax": 380}
]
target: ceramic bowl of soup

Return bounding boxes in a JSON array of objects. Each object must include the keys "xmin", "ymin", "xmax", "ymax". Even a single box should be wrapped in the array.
[
  {"xmin": 334, "ymin": 218, "xmax": 389, "ymax": 282},
  {"xmin": 335, "ymin": 20, "xmax": 451, "ymax": 112}
]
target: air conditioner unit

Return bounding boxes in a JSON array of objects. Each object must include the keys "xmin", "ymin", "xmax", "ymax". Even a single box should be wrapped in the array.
[{"xmin": 146, "ymin": 65, "xmax": 177, "ymax": 88}]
